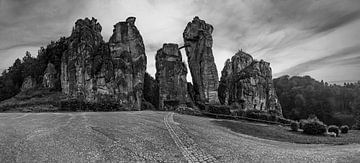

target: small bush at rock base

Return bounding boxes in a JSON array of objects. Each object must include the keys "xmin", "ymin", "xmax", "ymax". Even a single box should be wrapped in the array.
[
  {"xmin": 328, "ymin": 125, "xmax": 340, "ymax": 137},
  {"xmin": 302, "ymin": 120, "xmax": 327, "ymax": 135},
  {"xmin": 340, "ymin": 125, "xmax": 349, "ymax": 134},
  {"xmin": 290, "ymin": 121, "xmax": 300, "ymax": 131}
]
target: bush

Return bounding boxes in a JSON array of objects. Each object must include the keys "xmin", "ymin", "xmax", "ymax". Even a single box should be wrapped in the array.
[
  {"xmin": 258, "ymin": 113, "xmax": 271, "ymax": 121},
  {"xmin": 141, "ymin": 100, "xmax": 155, "ymax": 110},
  {"xmin": 340, "ymin": 125, "xmax": 349, "ymax": 134},
  {"xmin": 302, "ymin": 120, "xmax": 327, "ymax": 135},
  {"xmin": 268, "ymin": 115, "xmax": 279, "ymax": 122},
  {"xmin": 231, "ymin": 110, "xmax": 246, "ymax": 117},
  {"xmin": 290, "ymin": 121, "xmax": 300, "ymax": 131},
  {"xmin": 299, "ymin": 119, "xmax": 308, "ymax": 129},
  {"xmin": 328, "ymin": 125, "xmax": 340, "ymax": 137},
  {"xmin": 245, "ymin": 110, "xmax": 262, "ymax": 119},
  {"xmin": 277, "ymin": 117, "xmax": 292, "ymax": 125},
  {"xmin": 176, "ymin": 106, "xmax": 201, "ymax": 116},
  {"xmin": 206, "ymin": 105, "xmax": 231, "ymax": 115}
]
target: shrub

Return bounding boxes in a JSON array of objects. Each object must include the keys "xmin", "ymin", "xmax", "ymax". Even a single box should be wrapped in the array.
[
  {"xmin": 268, "ymin": 115, "xmax": 279, "ymax": 122},
  {"xmin": 245, "ymin": 110, "xmax": 262, "ymax": 119},
  {"xmin": 207, "ymin": 105, "xmax": 231, "ymax": 115},
  {"xmin": 340, "ymin": 125, "xmax": 349, "ymax": 134},
  {"xmin": 141, "ymin": 100, "xmax": 155, "ymax": 110},
  {"xmin": 299, "ymin": 119, "xmax": 308, "ymax": 129},
  {"xmin": 277, "ymin": 117, "xmax": 292, "ymax": 125},
  {"xmin": 231, "ymin": 110, "xmax": 246, "ymax": 117},
  {"xmin": 176, "ymin": 106, "xmax": 201, "ymax": 116},
  {"xmin": 258, "ymin": 113, "xmax": 271, "ymax": 121},
  {"xmin": 328, "ymin": 125, "xmax": 340, "ymax": 137},
  {"xmin": 302, "ymin": 119, "xmax": 327, "ymax": 135},
  {"xmin": 290, "ymin": 121, "xmax": 300, "ymax": 131}
]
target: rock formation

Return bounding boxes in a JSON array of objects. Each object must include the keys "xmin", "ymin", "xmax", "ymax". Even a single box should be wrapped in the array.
[
  {"xmin": 155, "ymin": 43, "xmax": 191, "ymax": 110},
  {"xmin": 218, "ymin": 50, "xmax": 282, "ymax": 115},
  {"xmin": 21, "ymin": 76, "xmax": 36, "ymax": 91},
  {"xmin": 183, "ymin": 16, "xmax": 220, "ymax": 104},
  {"xmin": 108, "ymin": 16, "xmax": 147, "ymax": 110},
  {"xmin": 42, "ymin": 63, "xmax": 57, "ymax": 89},
  {"xmin": 61, "ymin": 17, "xmax": 103, "ymax": 101},
  {"xmin": 60, "ymin": 17, "xmax": 146, "ymax": 110}
]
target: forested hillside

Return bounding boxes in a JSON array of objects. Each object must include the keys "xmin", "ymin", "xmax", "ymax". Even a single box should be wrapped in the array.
[
  {"xmin": 0, "ymin": 37, "xmax": 67, "ymax": 101},
  {"xmin": 274, "ymin": 75, "xmax": 360, "ymax": 126}
]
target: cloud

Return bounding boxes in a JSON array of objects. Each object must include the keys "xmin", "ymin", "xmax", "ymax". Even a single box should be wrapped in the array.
[
  {"xmin": 276, "ymin": 45, "xmax": 360, "ymax": 76},
  {"xmin": 0, "ymin": 0, "xmax": 88, "ymax": 49},
  {"xmin": 0, "ymin": 0, "xmax": 360, "ymax": 83}
]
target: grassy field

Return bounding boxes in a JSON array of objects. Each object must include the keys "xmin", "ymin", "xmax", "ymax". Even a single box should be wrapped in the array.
[{"xmin": 213, "ymin": 119, "xmax": 360, "ymax": 145}]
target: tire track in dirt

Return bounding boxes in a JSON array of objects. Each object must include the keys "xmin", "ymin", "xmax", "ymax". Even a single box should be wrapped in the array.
[{"xmin": 164, "ymin": 112, "xmax": 216, "ymax": 163}]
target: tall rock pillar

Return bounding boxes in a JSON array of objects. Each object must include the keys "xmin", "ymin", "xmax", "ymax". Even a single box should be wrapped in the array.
[
  {"xmin": 183, "ymin": 16, "xmax": 219, "ymax": 104},
  {"xmin": 61, "ymin": 17, "xmax": 103, "ymax": 101},
  {"xmin": 109, "ymin": 17, "xmax": 147, "ymax": 110},
  {"xmin": 155, "ymin": 43, "xmax": 191, "ymax": 110}
]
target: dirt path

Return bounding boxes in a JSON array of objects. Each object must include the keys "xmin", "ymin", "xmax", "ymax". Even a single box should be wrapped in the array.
[
  {"xmin": 164, "ymin": 112, "xmax": 216, "ymax": 163},
  {"xmin": 0, "ymin": 111, "xmax": 359, "ymax": 162}
]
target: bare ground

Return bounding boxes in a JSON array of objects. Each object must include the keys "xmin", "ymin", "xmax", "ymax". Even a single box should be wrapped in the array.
[{"xmin": 0, "ymin": 111, "xmax": 359, "ymax": 162}]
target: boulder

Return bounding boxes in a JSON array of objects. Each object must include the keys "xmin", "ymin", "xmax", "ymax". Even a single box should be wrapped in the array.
[
  {"xmin": 183, "ymin": 16, "xmax": 220, "ymax": 104},
  {"xmin": 218, "ymin": 50, "xmax": 282, "ymax": 115},
  {"xmin": 42, "ymin": 63, "xmax": 57, "ymax": 89},
  {"xmin": 155, "ymin": 43, "xmax": 191, "ymax": 110}
]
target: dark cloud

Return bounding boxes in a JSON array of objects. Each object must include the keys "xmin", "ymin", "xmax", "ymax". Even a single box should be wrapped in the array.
[{"xmin": 276, "ymin": 45, "xmax": 360, "ymax": 76}]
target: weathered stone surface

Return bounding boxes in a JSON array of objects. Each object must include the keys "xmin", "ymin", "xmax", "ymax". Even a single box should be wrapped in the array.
[
  {"xmin": 183, "ymin": 16, "xmax": 219, "ymax": 104},
  {"xmin": 61, "ymin": 17, "xmax": 103, "ymax": 101},
  {"xmin": 155, "ymin": 43, "xmax": 191, "ymax": 110},
  {"xmin": 60, "ymin": 17, "xmax": 146, "ymax": 110},
  {"xmin": 108, "ymin": 16, "xmax": 147, "ymax": 110},
  {"xmin": 42, "ymin": 63, "xmax": 57, "ymax": 89},
  {"xmin": 21, "ymin": 76, "xmax": 36, "ymax": 91},
  {"xmin": 218, "ymin": 50, "xmax": 282, "ymax": 115}
]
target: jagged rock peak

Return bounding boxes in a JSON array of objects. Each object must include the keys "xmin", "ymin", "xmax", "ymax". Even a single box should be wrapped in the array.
[
  {"xmin": 73, "ymin": 17, "xmax": 102, "ymax": 34},
  {"xmin": 126, "ymin": 16, "xmax": 136, "ymax": 25},
  {"xmin": 183, "ymin": 16, "xmax": 214, "ymax": 44}
]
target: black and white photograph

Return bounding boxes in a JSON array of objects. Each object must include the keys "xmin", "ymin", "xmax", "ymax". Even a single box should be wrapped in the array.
[{"xmin": 0, "ymin": 0, "xmax": 360, "ymax": 162}]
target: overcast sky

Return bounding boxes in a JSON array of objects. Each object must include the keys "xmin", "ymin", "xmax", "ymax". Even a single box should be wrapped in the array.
[{"xmin": 1, "ymin": 0, "xmax": 360, "ymax": 84}]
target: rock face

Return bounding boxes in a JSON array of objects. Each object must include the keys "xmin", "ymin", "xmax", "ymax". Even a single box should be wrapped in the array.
[
  {"xmin": 42, "ymin": 63, "xmax": 57, "ymax": 89},
  {"xmin": 61, "ymin": 17, "xmax": 103, "ymax": 101},
  {"xmin": 155, "ymin": 43, "xmax": 191, "ymax": 110},
  {"xmin": 60, "ymin": 17, "xmax": 146, "ymax": 110},
  {"xmin": 108, "ymin": 17, "xmax": 147, "ymax": 110},
  {"xmin": 21, "ymin": 76, "xmax": 36, "ymax": 91},
  {"xmin": 218, "ymin": 51, "xmax": 282, "ymax": 115},
  {"xmin": 183, "ymin": 16, "xmax": 219, "ymax": 104}
]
